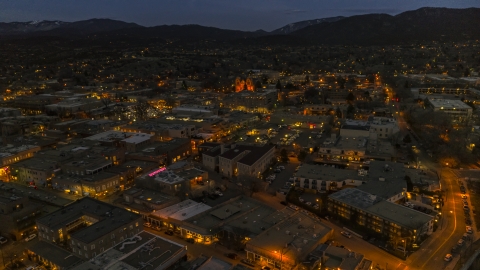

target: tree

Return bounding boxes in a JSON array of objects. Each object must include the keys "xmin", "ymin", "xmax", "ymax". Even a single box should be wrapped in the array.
[
  {"xmin": 285, "ymin": 83, "xmax": 295, "ymax": 90},
  {"xmin": 304, "ymin": 88, "xmax": 317, "ymax": 100},
  {"xmin": 346, "ymin": 104, "xmax": 355, "ymax": 118},
  {"xmin": 335, "ymin": 107, "xmax": 343, "ymax": 118},
  {"xmin": 405, "ymin": 175, "xmax": 413, "ymax": 191},
  {"xmin": 255, "ymin": 80, "xmax": 262, "ymax": 89},
  {"xmin": 280, "ymin": 149, "xmax": 289, "ymax": 163},
  {"xmin": 346, "ymin": 92, "xmax": 355, "ymax": 102},
  {"xmin": 336, "ymin": 76, "xmax": 346, "ymax": 89},
  {"xmin": 298, "ymin": 151, "xmax": 307, "ymax": 162},
  {"xmin": 403, "ymin": 134, "xmax": 412, "ymax": 144},
  {"xmin": 135, "ymin": 98, "xmax": 151, "ymax": 121},
  {"xmin": 363, "ymin": 91, "xmax": 370, "ymax": 99},
  {"xmin": 101, "ymin": 98, "xmax": 111, "ymax": 109},
  {"xmin": 276, "ymin": 80, "xmax": 282, "ymax": 90}
]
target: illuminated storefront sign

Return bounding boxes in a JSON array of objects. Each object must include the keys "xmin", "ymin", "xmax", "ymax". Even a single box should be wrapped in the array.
[{"xmin": 149, "ymin": 167, "xmax": 166, "ymax": 177}]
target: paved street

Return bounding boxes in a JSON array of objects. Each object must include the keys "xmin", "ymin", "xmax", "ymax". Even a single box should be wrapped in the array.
[{"xmin": 396, "ymin": 114, "xmax": 476, "ymax": 269}]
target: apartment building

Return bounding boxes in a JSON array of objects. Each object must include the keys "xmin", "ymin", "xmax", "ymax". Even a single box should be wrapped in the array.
[
  {"xmin": 0, "ymin": 193, "xmax": 43, "ymax": 240},
  {"xmin": 426, "ymin": 98, "xmax": 472, "ymax": 122},
  {"xmin": 328, "ymin": 188, "xmax": 434, "ymax": 247},
  {"xmin": 35, "ymin": 197, "xmax": 143, "ymax": 259}
]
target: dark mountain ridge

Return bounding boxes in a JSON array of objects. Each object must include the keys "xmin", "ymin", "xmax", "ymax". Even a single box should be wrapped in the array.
[{"xmin": 0, "ymin": 7, "xmax": 479, "ymax": 45}]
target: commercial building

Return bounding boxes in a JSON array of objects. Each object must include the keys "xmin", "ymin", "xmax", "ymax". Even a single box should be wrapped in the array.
[
  {"xmin": 120, "ymin": 188, "xmax": 179, "ymax": 218},
  {"xmin": 318, "ymin": 135, "xmax": 366, "ymax": 162},
  {"xmin": 122, "ymin": 120, "xmax": 199, "ymax": 140},
  {"xmin": 127, "ymin": 138, "xmax": 191, "ymax": 165},
  {"xmin": 0, "ymin": 192, "xmax": 43, "ymax": 240},
  {"xmin": 319, "ymin": 135, "xmax": 395, "ymax": 162},
  {"xmin": 222, "ymin": 89, "xmax": 277, "ymax": 113},
  {"xmin": 27, "ymin": 241, "xmax": 84, "ymax": 270},
  {"xmin": 293, "ymin": 164, "xmax": 363, "ymax": 192},
  {"xmin": 217, "ymin": 144, "xmax": 275, "ymax": 178},
  {"xmin": 10, "ymin": 157, "xmax": 58, "ymax": 187},
  {"xmin": 69, "ymin": 231, "xmax": 187, "ymax": 270},
  {"xmin": 426, "ymin": 98, "xmax": 472, "ymax": 122},
  {"xmin": 35, "ymin": 197, "xmax": 143, "ymax": 260},
  {"xmin": 303, "ymin": 104, "xmax": 334, "ymax": 116},
  {"xmin": 45, "ymin": 97, "xmax": 103, "ymax": 113},
  {"xmin": 138, "ymin": 166, "xmax": 208, "ymax": 196},
  {"xmin": 245, "ymin": 211, "xmax": 333, "ymax": 270},
  {"xmin": 84, "ymin": 130, "xmax": 153, "ymax": 152},
  {"xmin": 51, "ymin": 171, "xmax": 120, "ymax": 198},
  {"xmin": 0, "ymin": 144, "xmax": 40, "ymax": 166},
  {"xmin": 301, "ymin": 244, "xmax": 371, "ymax": 270},
  {"xmin": 340, "ymin": 117, "xmax": 400, "ymax": 140},
  {"xmin": 328, "ymin": 188, "xmax": 434, "ymax": 247},
  {"xmin": 149, "ymin": 196, "xmax": 291, "ymax": 246},
  {"xmin": 172, "ymin": 104, "xmax": 218, "ymax": 116}
]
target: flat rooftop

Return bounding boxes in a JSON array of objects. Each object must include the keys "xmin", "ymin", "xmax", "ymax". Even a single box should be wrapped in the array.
[
  {"xmin": 295, "ymin": 164, "xmax": 361, "ymax": 182},
  {"xmin": 367, "ymin": 200, "xmax": 433, "ymax": 229},
  {"xmin": 151, "ymin": 199, "xmax": 211, "ymax": 221},
  {"xmin": 247, "ymin": 211, "xmax": 333, "ymax": 262},
  {"xmin": 427, "ymin": 98, "xmax": 471, "ymax": 110},
  {"xmin": 332, "ymin": 136, "xmax": 368, "ymax": 150},
  {"xmin": 308, "ymin": 244, "xmax": 365, "ymax": 270},
  {"xmin": 72, "ymin": 231, "xmax": 186, "ymax": 270},
  {"xmin": 197, "ymin": 256, "xmax": 233, "ymax": 270},
  {"xmin": 84, "ymin": 130, "xmax": 138, "ymax": 142},
  {"xmin": 185, "ymin": 196, "xmax": 272, "ymax": 230},
  {"xmin": 36, "ymin": 197, "xmax": 141, "ymax": 244},
  {"xmin": 329, "ymin": 188, "xmax": 380, "ymax": 210},
  {"xmin": 358, "ymin": 161, "xmax": 406, "ymax": 200},
  {"xmin": 29, "ymin": 241, "xmax": 84, "ymax": 269}
]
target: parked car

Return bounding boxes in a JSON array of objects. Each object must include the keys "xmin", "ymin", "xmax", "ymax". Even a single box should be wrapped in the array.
[
  {"xmin": 463, "ymin": 206, "xmax": 470, "ymax": 210},
  {"xmin": 466, "ymin": 226, "xmax": 474, "ymax": 234},
  {"xmin": 451, "ymin": 246, "xmax": 460, "ymax": 253},
  {"xmin": 226, "ymin": 253, "xmax": 239, "ymax": 260},
  {"xmin": 280, "ymin": 201, "xmax": 288, "ymax": 206},
  {"xmin": 0, "ymin": 236, "xmax": 7, "ymax": 244},
  {"xmin": 341, "ymin": 231, "xmax": 352, "ymax": 238},
  {"xmin": 25, "ymin": 234, "xmax": 37, "ymax": 242},
  {"xmin": 164, "ymin": 230, "xmax": 174, "ymax": 236},
  {"xmin": 457, "ymin": 239, "xmax": 465, "ymax": 246},
  {"xmin": 241, "ymin": 259, "xmax": 256, "ymax": 267},
  {"xmin": 289, "ymin": 205, "xmax": 299, "ymax": 211},
  {"xmin": 186, "ymin": 238, "xmax": 195, "ymax": 244},
  {"xmin": 261, "ymin": 266, "xmax": 272, "ymax": 270},
  {"xmin": 444, "ymin": 254, "xmax": 453, "ymax": 262},
  {"xmin": 144, "ymin": 222, "xmax": 152, "ymax": 228}
]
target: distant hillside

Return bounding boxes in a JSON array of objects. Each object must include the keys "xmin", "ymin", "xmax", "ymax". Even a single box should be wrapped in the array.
[
  {"xmin": 290, "ymin": 7, "xmax": 480, "ymax": 45},
  {"xmin": 0, "ymin": 19, "xmax": 141, "ymax": 35},
  {"xmin": 1, "ymin": 7, "xmax": 480, "ymax": 45},
  {"xmin": 271, "ymin": 16, "xmax": 345, "ymax": 35}
]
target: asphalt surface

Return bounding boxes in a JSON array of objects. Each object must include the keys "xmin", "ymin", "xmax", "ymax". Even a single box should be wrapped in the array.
[{"xmin": 396, "ymin": 114, "xmax": 477, "ymax": 269}]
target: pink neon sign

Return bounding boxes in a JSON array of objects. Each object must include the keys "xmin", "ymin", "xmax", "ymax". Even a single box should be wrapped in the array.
[{"xmin": 149, "ymin": 167, "xmax": 166, "ymax": 177}]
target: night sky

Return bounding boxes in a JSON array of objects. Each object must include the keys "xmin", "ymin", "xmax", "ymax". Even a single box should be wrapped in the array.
[{"xmin": 1, "ymin": 0, "xmax": 479, "ymax": 31}]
